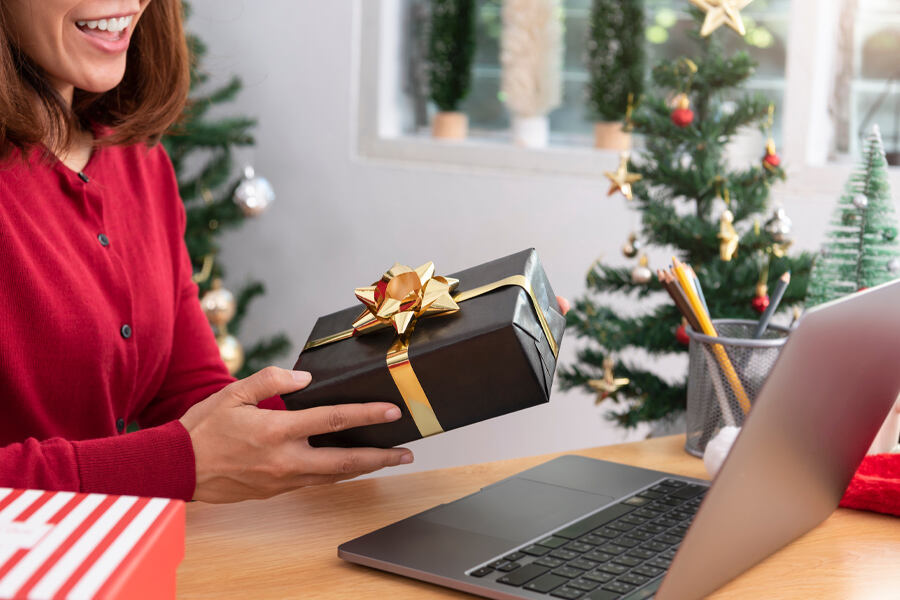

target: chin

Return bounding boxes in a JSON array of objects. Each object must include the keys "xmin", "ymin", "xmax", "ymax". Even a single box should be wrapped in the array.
[{"xmin": 77, "ymin": 69, "xmax": 127, "ymax": 94}]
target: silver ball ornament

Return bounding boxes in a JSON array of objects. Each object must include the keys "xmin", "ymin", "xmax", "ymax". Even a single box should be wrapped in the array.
[
  {"xmin": 852, "ymin": 193, "xmax": 869, "ymax": 209},
  {"xmin": 888, "ymin": 258, "xmax": 900, "ymax": 275},
  {"xmin": 631, "ymin": 264, "xmax": 653, "ymax": 285},
  {"xmin": 200, "ymin": 279, "xmax": 236, "ymax": 329},
  {"xmin": 233, "ymin": 166, "xmax": 275, "ymax": 217},
  {"xmin": 765, "ymin": 207, "xmax": 793, "ymax": 243}
]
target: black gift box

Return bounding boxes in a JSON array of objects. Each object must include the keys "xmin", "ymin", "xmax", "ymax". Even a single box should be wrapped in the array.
[{"xmin": 282, "ymin": 248, "xmax": 566, "ymax": 448}]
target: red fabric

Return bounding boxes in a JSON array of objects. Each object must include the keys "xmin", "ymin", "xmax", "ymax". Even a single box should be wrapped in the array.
[
  {"xmin": 840, "ymin": 453, "xmax": 900, "ymax": 517},
  {"xmin": 0, "ymin": 142, "xmax": 282, "ymax": 500}
]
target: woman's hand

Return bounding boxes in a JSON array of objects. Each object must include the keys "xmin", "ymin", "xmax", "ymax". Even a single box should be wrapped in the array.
[
  {"xmin": 179, "ymin": 367, "xmax": 412, "ymax": 503},
  {"xmin": 557, "ymin": 295, "xmax": 570, "ymax": 316}
]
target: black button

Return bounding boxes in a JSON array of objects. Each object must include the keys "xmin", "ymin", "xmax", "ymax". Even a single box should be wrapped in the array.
[
  {"xmin": 116, "ymin": 418, "xmax": 125, "ymax": 433},
  {"xmin": 120, "ymin": 324, "xmax": 132, "ymax": 339},
  {"xmin": 98, "ymin": 233, "xmax": 110, "ymax": 247},
  {"xmin": 78, "ymin": 172, "xmax": 90, "ymax": 183}
]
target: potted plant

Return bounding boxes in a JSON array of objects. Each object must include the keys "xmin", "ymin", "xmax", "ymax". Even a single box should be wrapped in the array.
[
  {"xmin": 586, "ymin": 0, "xmax": 645, "ymax": 149},
  {"xmin": 427, "ymin": 0, "xmax": 477, "ymax": 140},
  {"xmin": 500, "ymin": 0, "xmax": 563, "ymax": 148}
]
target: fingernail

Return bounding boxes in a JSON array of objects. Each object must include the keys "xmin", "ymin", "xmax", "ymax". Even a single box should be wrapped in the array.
[
  {"xmin": 385, "ymin": 406, "xmax": 402, "ymax": 421},
  {"xmin": 399, "ymin": 452, "xmax": 413, "ymax": 464},
  {"xmin": 292, "ymin": 371, "xmax": 312, "ymax": 384}
]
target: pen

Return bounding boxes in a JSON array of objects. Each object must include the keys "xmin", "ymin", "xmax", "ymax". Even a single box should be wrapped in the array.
[{"xmin": 753, "ymin": 272, "xmax": 791, "ymax": 339}]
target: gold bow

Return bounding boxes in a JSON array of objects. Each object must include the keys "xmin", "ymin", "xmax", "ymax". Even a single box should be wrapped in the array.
[{"xmin": 352, "ymin": 262, "xmax": 460, "ymax": 336}]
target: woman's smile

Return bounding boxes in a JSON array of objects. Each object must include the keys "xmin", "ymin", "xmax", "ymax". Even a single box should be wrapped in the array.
[{"xmin": 75, "ymin": 13, "xmax": 136, "ymax": 53}]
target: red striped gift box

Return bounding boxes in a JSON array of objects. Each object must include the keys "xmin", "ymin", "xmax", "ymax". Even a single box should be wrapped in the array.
[{"xmin": 0, "ymin": 488, "xmax": 184, "ymax": 600}]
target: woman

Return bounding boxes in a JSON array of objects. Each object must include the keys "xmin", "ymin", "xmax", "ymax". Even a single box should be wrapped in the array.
[{"xmin": 0, "ymin": 0, "xmax": 569, "ymax": 504}]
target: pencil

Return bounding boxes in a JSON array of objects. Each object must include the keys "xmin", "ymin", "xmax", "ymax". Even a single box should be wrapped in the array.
[
  {"xmin": 753, "ymin": 271, "xmax": 791, "ymax": 339},
  {"xmin": 687, "ymin": 265, "xmax": 710, "ymax": 317},
  {"xmin": 672, "ymin": 257, "xmax": 752, "ymax": 415},
  {"xmin": 658, "ymin": 270, "xmax": 701, "ymax": 331}
]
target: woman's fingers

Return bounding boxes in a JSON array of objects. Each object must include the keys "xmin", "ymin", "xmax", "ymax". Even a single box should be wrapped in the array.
[
  {"xmin": 219, "ymin": 366, "xmax": 312, "ymax": 407},
  {"xmin": 280, "ymin": 402, "xmax": 403, "ymax": 438},
  {"xmin": 294, "ymin": 446, "xmax": 413, "ymax": 477},
  {"xmin": 556, "ymin": 295, "xmax": 570, "ymax": 316}
]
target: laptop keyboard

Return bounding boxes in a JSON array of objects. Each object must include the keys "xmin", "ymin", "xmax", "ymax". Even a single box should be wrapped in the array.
[{"xmin": 467, "ymin": 478, "xmax": 708, "ymax": 599}]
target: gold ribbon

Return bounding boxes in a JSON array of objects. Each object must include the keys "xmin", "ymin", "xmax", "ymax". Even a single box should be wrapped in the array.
[{"xmin": 302, "ymin": 263, "xmax": 560, "ymax": 438}]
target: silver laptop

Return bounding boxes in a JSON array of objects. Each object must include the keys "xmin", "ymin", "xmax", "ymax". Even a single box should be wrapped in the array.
[{"xmin": 339, "ymin": 279, "xmax": 900, "ymax": 599}]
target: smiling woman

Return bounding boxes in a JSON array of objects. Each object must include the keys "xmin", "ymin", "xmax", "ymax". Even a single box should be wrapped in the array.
[
  {"xmin": 0, "ymin": 0, "xmax": 418, "ymax": 503},
  {"xmin": 0, "ymin": 0, "xmax": 187, "ymax": 161}
]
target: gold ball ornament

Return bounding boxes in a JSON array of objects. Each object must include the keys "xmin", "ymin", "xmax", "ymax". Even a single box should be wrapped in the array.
[
  {"xmin": 233, "ymin": 165, "xmax": 275, "ymax": 217},
  {"xmin": 631, "ymin": 255, "xmax": 653, "ymax": 285},
  {"xmin": 200, "ymin": 279, "xmax": 236, "ymax": 329},
  {"xmin": 622, "ymin": 233, "xmax": 641, "ymax": 258},
  {"xmin": 216, "ymin": 334, "xmax": 245, "ymax": 375}
]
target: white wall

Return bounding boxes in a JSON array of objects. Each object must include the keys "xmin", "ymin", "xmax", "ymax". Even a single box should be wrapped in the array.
[{"xmin": 187, "ymin": 0, "xmax": 900, "ymax": 475}]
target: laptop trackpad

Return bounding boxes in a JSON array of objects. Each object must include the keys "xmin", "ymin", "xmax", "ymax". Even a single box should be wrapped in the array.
[{"xmin": 418, "ymin": 477, "xmax": 615, "ymax": 544}]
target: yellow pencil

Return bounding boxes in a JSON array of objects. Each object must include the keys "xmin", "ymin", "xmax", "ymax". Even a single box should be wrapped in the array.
[{"xmin": 672, "ymin": 257, "xmax": 752, "ymax": 415}]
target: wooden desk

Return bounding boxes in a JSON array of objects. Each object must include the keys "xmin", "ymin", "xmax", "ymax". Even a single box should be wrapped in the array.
[{"xmin": 178, "ymin": 435, "xmax": 900, "ymax": 599}]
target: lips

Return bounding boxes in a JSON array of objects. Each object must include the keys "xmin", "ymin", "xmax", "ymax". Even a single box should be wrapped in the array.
[{"xmin": 74, "ymin": 14, "xmax": 135, "ymax": 52}]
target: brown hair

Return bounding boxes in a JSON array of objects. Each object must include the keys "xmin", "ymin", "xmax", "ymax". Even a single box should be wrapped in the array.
[{"xmin": 0, "ymin": 0, "xmax": 190, "ymax": 161}]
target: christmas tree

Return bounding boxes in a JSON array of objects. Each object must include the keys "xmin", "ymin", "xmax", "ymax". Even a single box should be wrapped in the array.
[
  {"xmin": 807, "ymin": 126, "xmax": 900, "ymax": 306},
  {"xmin": 586, "ymin": 0, "xmax": 645, "ymax": 122},
  {"xmin": 162, "ymin": 4, "xmax": 290, "ymax": 379},
  {"xmin": 560, "ymin": 6, "xmax": 814, "ymax": 428},
  {"xmin": 427, "ymin": 0, "xmax": 477, "ymax": 112}
]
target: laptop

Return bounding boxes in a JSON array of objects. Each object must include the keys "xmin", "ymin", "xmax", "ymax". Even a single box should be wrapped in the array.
[{"xmin": 338, "ymin": 279, "xmax": 900, "ymax": 600}]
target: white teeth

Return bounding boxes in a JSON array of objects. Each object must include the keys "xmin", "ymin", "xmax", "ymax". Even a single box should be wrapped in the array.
[{"xmin": 78, "ymin": 15, "xmax": 132, "ymax": 32}]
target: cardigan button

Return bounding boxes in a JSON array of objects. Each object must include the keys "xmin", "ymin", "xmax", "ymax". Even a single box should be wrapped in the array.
[
  {"xmin": 120, "ymin": 324, "xmax": 132, "ymax": 339},
  {"xmin": 98, "ymin": 233, "xmax": 110, "ymax": 247},
  {"xmin": 116, "ymin": 418, "xmax": 125, "ymax": 433}
]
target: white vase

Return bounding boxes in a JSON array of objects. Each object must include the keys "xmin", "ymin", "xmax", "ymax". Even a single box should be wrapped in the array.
[
  {"xmin": 512, "ymin": 115, "xmax": 550, "ymax": 148},
  {"xmin": 867, "ymin": 393, "xmax": 900, "ymax": 454}
]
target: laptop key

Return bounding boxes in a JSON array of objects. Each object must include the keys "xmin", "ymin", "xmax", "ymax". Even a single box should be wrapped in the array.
[
  {"xmin": 662, "ymin": 479, "xmax": 686, "ymax": 487},
  {"xmin": 658, "ymin": 534, "xmax": 682, "ymax": 545},
  {"xmin": 625, "ymin": 531, "xmax": 652, "ymax": 541},
  {"xmin": 551, "ymin": 548, "xmax": 581, "ymax": 561},
  {"xmin": 655, "ymin": 517, "xmax": 680, "ymax": 528},
  {"xmin": 552, "ymin": 566, "xmax": 586, "ymax": 579},
  {"xmin": 618, "ymin": 573, "xmax": 650, "ymax": 586},
  {"xmin": 638, "ymin": 524, "xmax": 666, "ymax": 534},
  {"xmin": 583, "ymin": 569, "xmax": 615, "ymax": 583},
  {"xmin": 607, "ymin": 521, "xmax": 635, "ymax": 532},
  {"xmin": 525, "ymin": 573, "xmax": 571, "ymax": 593},
  {"xmin": 504, "ymin": 551, "xmax": 525, "ymax": 562},
  {"xmin": 671, "ymin": 484, "xmax": 706, "ymax": 499},
  {"xmin": 632, "ymin": 508, "xmax": 659, "ymax": 518},
  {"xmin": 633, "ymin": 565, "xmax": 665, "ymax": 578},
  {"xmin": 522, "ymin": 544, "xmax": 551, "ymax": 556},
  {"xmin": 621, "ymin": 515, "xmax": 648, "ymax": 525},
  {"xmin": 566, "ymin": 541, "xmax": 594, "ymax": 553},
  {"xmin": 551, "ymin": 587, "xmax": 587, "ymax": 599},
  {"xmin": 621, "ymin": 496, "xmax": 650, "ymax": 507},
  {"xmin": 583, "ymin": 590, "xmax": 622, "ymax": 600},
  {"xmin": 569, "ymin": 558, "xmax": 599, "ymax": 571},
  {"xmin": 597, "ymin": 563, "xmax": 628, "ymax": 575},
  {"xmin": 583, "ymin": 550, "xmax": 614, "ymax": 563},
  {"xmin": 497, "ymin": 563, "xmax": 549, "ymax": 586},
  {"xmin": 661, "ymin": 548, "xmax": 678, "ymax": 559},
  {"xmin": 568, "ymin": 577, "xmax": 601, "ymax": 591},
  {"xmin": 489, "ymin": 559, "xmax": 508, "ymax": 568},
  {"xmin": 611, "ymin": 555, "xmax": 641, "ymax": 567},
  {"xmin": 555, "ymin": 504, "xmax": 635, "ymax": 540},
  {"xmin": 581, "ymin": 534, "xmax": 609, "ymax": 545},
  {"xmin": 613, "ymin": 537, "xmax": 640, "ymax": 548},
  {"xmin": 602, "ymin": 580, "xmax": 635, "ymax": 594},
  {"xmin": 627, "ymin": 548, "xmax": 656, "ymax": 560},
  {"xmin": 597, "ymin": 543, "xmax": 627, "ymax": 555},
  {"xmin": 497, "ymin": 562, "xmax": 521, "ymax": 572},
  {"xmin": 540, "ymin": 536, "xmax": 571, "ymax": 549},
  {"xmin": 637, "ymin": 490, "xmax": 665, "ymax": 500},
  {"xmin": 469, "ymin": 566, "xmax": 493, "ymax": 577},
  {"xmin": 647, "ymin": 557, "xmax": 672, "ymax": 569},
  {"xmin": 642, "ymin": 541, "xmax": 670, "ymax": 552},
  {"xmin": 595, "ymin": 527, "xmax": 622, "ymax": 538},
  {"xmin": 535, "ymin": 556, "xmax": 566, "ymax": 568}
]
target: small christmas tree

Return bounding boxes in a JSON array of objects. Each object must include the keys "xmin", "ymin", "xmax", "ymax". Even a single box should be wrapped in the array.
[
  {"xmin": 560, "ymin": 6, "xmax": 814, "ymax": 428},
  {"xmin": 586, "ymin": 0, "xmax": 645, "ymax": 122},
  {"xmin": 427, "ymin": 0, "xmax": 477, "ymax": 113},
  {"xmin": 807, "ymin": 126, "xmax": 900, "ymax": 306},
  {"xmin": 163, "ymin": 4, "xmax": 290, "ymax": 378}
]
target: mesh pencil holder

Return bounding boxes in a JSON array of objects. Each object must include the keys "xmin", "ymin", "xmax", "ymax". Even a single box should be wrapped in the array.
[{"xmin": 685, "ymin": 319, "xmax": 790, "ymax": 457}]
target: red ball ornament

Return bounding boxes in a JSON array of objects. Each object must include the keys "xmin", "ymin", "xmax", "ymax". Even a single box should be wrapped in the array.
[
  {"xmin": 675, "ymin": 323, "xmax": 690, "ymax": 346},
  {"xmin": 670, "ymin": 93, "xmax": 694, "ymax": 128},
  {"xmin": 762, "ymin": 139, "xmax": 781, "ymax": 169},
  {"xmin": 751, "ymin": 294, "xmax": 770, "ymax": 314},
  {"xmin": 858, "ymin": 287, "xmax": 869, "ymax": 292}
]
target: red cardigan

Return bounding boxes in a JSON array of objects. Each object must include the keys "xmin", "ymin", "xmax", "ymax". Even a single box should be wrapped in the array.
[{"xmin": 0, "ymin": 142, "xmax": 260, "ymax": 501}]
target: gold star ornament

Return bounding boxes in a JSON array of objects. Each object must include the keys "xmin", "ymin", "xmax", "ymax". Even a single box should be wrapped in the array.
[
  {"xmin": 604, "ymin": 152, "xmax": 642, "ymax": 201},
  {"xmin": 353, "ymin": 262, "xmax": 460, "ymax": 336},
  {"xmin": 689, "ymin": 0, "xmax": 754, "ymax": 37},
  {"xmin": 588, "ymin": 357, "xmax": 630, "ymax": 402}
]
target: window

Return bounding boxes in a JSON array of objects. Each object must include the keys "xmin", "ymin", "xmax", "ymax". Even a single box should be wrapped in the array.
[{"xmin": 399, "ymin": 0, "xmax": 789, "ymax": 144}]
